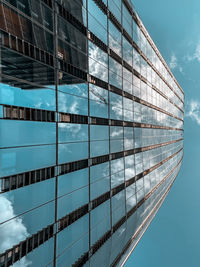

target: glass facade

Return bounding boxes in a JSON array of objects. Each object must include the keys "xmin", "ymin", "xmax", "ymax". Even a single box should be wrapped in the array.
[{"xmin": 0, "ymin": 0, "xmax": 184, "ymax": 266}]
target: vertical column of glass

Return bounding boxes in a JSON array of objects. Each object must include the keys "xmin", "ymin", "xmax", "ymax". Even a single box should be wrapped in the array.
[
  {"xmin": 55, "ymin": 0, "xmax": 89, "ymax": 265},
  {"xmin": 108, "ymin": 1, "xmax": 114, "ymax": 264},
  {"xmin": 132, "ymin": 22, "xmax": 144, "ymax": 224},
  {"xmin": 137, "ymin": 26, "xmax": 146, "ymax": 229},
  {"xmin": 88, "ymin": 1, "xmax": 112, "ymax": 266},
  {"xmin": 0, "ymin": 1, "xmax": 57, "ymax": 265},
  {"xmin": 141, "ymin": 36, "xmax": 153, "ymax": 227},
  {"xmin": 114, "ymin": 2, "xmax": 129, "ymax": 262},
  {"xmin": 107, "ymin": 1, "xmax": 113, "ymax": 265},
  {"xmin": 109, "ymin": 1, "xmax": 125, "ymax": 264}
]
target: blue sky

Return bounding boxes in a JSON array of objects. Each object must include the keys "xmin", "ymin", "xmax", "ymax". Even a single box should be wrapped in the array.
[{"xmin": 126, "ymin": 1, "xmax": 200, "ymax": 266}]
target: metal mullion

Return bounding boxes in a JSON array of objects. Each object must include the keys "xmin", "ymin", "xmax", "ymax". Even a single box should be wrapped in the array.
[
  {"xmin": 0, "ymin": 33, "xmax": 2, "ymax": 84},
  {"xmin": 121, "ymin": 0, "xmax": 128, "ymax": 228},
  {"xmin": 87, "ymin": 0, "xmax": 92, "ymax": 262},
  {"xmin": 53, "ymin": 1, "xmax": 58, "ymax": 266},
  {"xmin": 132, "ymin": 30, "xmax": 137, "ymax": 210}
]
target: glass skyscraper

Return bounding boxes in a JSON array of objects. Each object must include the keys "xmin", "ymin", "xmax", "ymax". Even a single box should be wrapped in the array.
[{"xmin": 0, "ymin": 0, "xmax": 184, "ymax": 266}]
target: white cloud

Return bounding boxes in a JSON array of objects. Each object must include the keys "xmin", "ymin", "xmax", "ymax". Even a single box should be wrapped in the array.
[
  {"xmin": 185, "ymin": 41, "xmax": 200, "ymax": 62},
  {"xmin": 194, "ymin": 42, "xmax": 200, "ymax": 61},
  {"xmin": 89, "ymin": 44, "xmax": 108, "ymax": 82},
  {"xmin": 186, "ymin": 100, "xmax": 200, "ymax": 125},
  {"xmin": 169, "ymin": 53, "xmax": 183, "ymax": 73},
  {"xmin": 169, "ymin": 54, "xmax": 178, "ymax": 69},
  {"xmin": 179, "ymin": 66, "xmax": 183, "ymax": 73},
  {"xmin": 0, "ymin": 195, "xmax": 31, "ymax": 266},
  {"xmin": 110, "ymin": 128, "xmax": 123, "ymax": 138}
]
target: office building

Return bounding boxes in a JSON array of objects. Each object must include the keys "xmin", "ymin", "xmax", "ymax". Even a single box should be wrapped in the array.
[{"xmin": 0, "ymin": 0, "xmax": 184, "ymax": 266}]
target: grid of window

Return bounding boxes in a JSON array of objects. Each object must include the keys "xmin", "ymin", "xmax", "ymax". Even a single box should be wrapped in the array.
[{"xmin": 0, "ymin": 0, "xmax": 184, "ymax": 266}]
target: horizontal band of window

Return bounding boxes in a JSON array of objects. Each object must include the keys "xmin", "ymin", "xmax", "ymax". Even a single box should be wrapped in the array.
[
  {"xmin": 112, "ymin": 183, "xmax": 125, "ymax": 197},
  {"xmin": 2, "ymin": 0, "xmax": 183, "ymax": 104},
  {"xmin": 91, "ymin": 192, "xmax": 110, "ymax": 210},
  {"xmin": 140, "ymin": 51, "xmax": 184, "ymax": 106},
  {"xmin": 108, "ymin": 11, "xmax": 122, "ymax": 32},
  {"xmin": 110, "ymin": 119, "xmax": 123, "ymax": 126},
  {"xmin": 123, "ymin": 0, "xmax": 133, "ymax": 15},
  {"xmin": 123, "ymin": 28, "xmax": 133, "ymax": 44},
  {"xmin": 2, "ymin": 97, "xmax": 183, "ymax": 127},
  {"xmin": 110, "ymin": 151, "xmax": 124, "ymax": 161},
  {"xmin": 132, "ymin": 123, "xmax": 182, "ymax": 131},
  {"xmin": 133, "ymin": 41, "xmax": 141, "ymax": 55},
  {"xmin": 151, "ymin": 84, "xmax": 184, "ymax": 115},
  {"xmin": 93, "ymin": 0, "xmax": 107, "ymax": 14},
  {"xmin": 111, "ymin": 168, "xmax": 178, "ymax": 267},
  {"xmin": 113, "ymin": 215, "xmax": 127, "ymax": 233},
  {"xmin": 1, "ymin": 166, "xmax": 55, "ymax": 193},
  {"xmin": 90, "ymin": 148, "xmax": 183, "ymax": 211},
  {"xmin": 80, "ymin": 156, "xmax": 183, "ymax": 265},
  {"xmin": 0, "ymin": 224, "xmax": 54, "ymax": 267},
  {"xmin": 0, "ymin": 155, "xmax": 182, "ymax": 266},
  {"xmin": 123, "ymin": 90, "xmax": 134, "ymax": 100},
  {"xmin": 109, "ymin": 84, "xmax": 123, "ymax": 96},
  {"xmin": 89, "ymin": 74, "xmax": 108, "ymax": 90},
  {"xmin": 110, "ymin": 48, "xmax": 123, "ymax": 65},
  {"xmin": 125, "ymin": 176, "xmax": 135, "ymax": 188},
  {"xmin": 90, "ymin": 117, "xmax": 109, "ymax": 125},
  {"xmin": 58, "ymin": 204, "xmax": 89, "ymax": 232},
  {"xmin": 140, "ymin": 75, "xmax": 147, "ymax": 84},
  {"xmin": 99, "ymin": 158, "xmax": 182, "ymax": 265},
  {"xmin": 58, "ymin": 59, "xmax": 87, "ymax": 81},
  {"xmin": 91, "ymin": 154, "xmax": 110, "ymax": 166},
  {"xmin": 0, "ymin": 27, "xmax": 183, "ymax": 114},
  {"xmin": 0, "ymin": 72, "xmax": 49, "ymax": 91},
  {"xmin": 134, "ymin": 96, "xmax": 183, "ymax": 122},
  {"xmin": 135, "ymin": 55, "xmax": 184, "ymax": 114},
  {"xmin": 86, "ymin": 27, "xmax": 183, "ymax": 114},
  {"xmin": 0, "ymin": 30, "xmax": 87, "ymax": 85},
  {"xmin": 146, "ymin": 148, "xmax": 182, "ymax": 175},
  {"xmin": 115, "ymin": 162, "xmax": 182, "ymax": 267},
  {"xmin": 0, "ymin": 29, "xmax": 54, "ymax": 67},
  {"xmin": 91, "ymin": 230, "xmax": 112, "ymax": 255},
  {"xmin": 88, "ymin": 31, "xmax": 108, "ymax": 53},
  {"xmin": 88, "ymin": 0, "xmax": 184, "ymax": 104},
  {"xmin": 57, "ymin": 2, "xmax": 87, "ymax": 36},
  {"xmin": 0, "ymin": 0, "xmax": 54, "ymax": 37},
  {"xmin": 59, "ymin": 113, "xmax": 88, "ymax": 124},
  {"xmin": 133, "ymin": 68, "xmax": 141, "ymax": 78},
  {"xmin": 136, "ymin": 24, "xmax": 184, "ymax": 97},
  {"xmin": 0, "ymin": 209, "xmax": 88, "ymax": 266},
  {"xmin": 2, "ymin": 105, "xmax": 110, "ymax": 126},
  {"xmin": 145, "ymin": 164, "xmax": 182, "ymax": 203},
  {"xmin": 88, "ymin": 75, "xmax": 183, "ymax": 121},
  {"xmin": 3, "ymin": 105, "xmax": 55, "ymax": 122},
  {"xmin": 72, "ymin": 252, "xmax": 89, "ymax": 267},
  {"xmin": 59, "ymin": 159, "xmax": 88, "ymax": 176},
  {"xmin": 121, "ymin": 0, "xmax": 184, "ymax": 97},
  {"xmin": 123, "ymin": 60, "xmax": 132, "ymax": 72},
  {"xmin": 131, "ymin": 16, "xmax": 184, "ymax": 99},
  {"xmin": 0, "ymin": 139, "xmax": 183, "ymax": 193}
]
